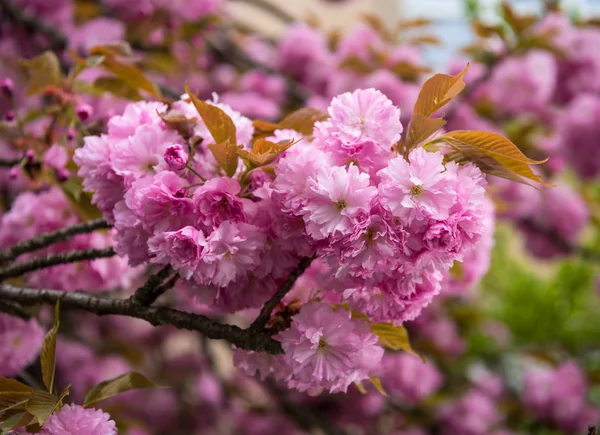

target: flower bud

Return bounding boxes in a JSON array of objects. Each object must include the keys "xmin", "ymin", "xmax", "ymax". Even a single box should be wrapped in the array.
[
  {"xmin": 25, "ymin": 149, "xmax": 35, "ymax": 163},
  {"xmin": 75, "ymin": 103, "xmax": 93, "ymax": 121},
  {"xmin": 55, "ymin": 168, "xmax": 70, "ymax": 182},
  {"xmin": 4, "ymin": 110, "xmax": 14, "ymax": 122},
  {"xmin": 67, "ymin": 128, "xmax": 76, "ymax": 141},
  {"xmin": 164, "ymin": 144, "xmax": 188, "ymax": 171},
  {"xmin": 0, "ymin": 78, "xmax": 14, "ymax": 98},
  {"xmin": 8, "ymin": 167, "xmax": 20, "ymax": 179}
]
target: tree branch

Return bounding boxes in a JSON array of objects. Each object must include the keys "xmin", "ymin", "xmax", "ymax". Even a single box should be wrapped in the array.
[
  {"xmin": 232, "ymin": 0, "xmax": 295, "ymax": 23},
  {"xmin": 0, "ymin": 300, "xmax": 29, "ymax": 320},
  {"xmin": 0, "ymin": 0, "xmax": 68, "ymax": 51},
  {"xmin": 520, "ymin": 218, "xmax": 600, "ymax": 262},
  {"xmin": 0, "ymin": 219, "xmax": 112, "ymax": 265},
  {"xmin": 0, "ymin": 284, "xmax": 283, "ymax": 354},
  {"xmin": 129, "ymin": 265, "xmax": 173, "ymax": 306},
  {"xmin": 0, "ymin": 248, "xmax": 116, "ymax": 281},
  {"xmin": 0, "ymin": 157, "xmax": 22, "ymax": 167},
  {"xmin": 250, "ymin": 255, "xmax": 315, "ymax": 331},
  {"xmin": 267, "ymin": 380, "xmax": 346, "ymax": 435}
]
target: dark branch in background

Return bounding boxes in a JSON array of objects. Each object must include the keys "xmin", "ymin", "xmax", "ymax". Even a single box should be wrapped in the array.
[
  {"xmin": 0, "ymin": 247, "xmax": 116, "ymax": 281},
  {"xmin": 232, "ymin": 0, "xmax": 295, "ymax": 24},
  {"xmin": 207, "ymin": 27, "xmax": 310, "ymax": 104},
  {"xmin": 268, "ymin": 381, "xmax": 346, "ymax": 435},
  {"xmin": 520, "ymin": 218, "xmax": 600, "ymax": 262},
  {"xmin": 0, "ymin": 157, "xmax": 22, "ymax": 167},
  {"xmin": 0, "ymin": 0, "xmax": 68, "ymax": 51},
  {"xmin": 0, "ymin": 284, "xmax": 283, "ymax": 354},
  {"xmin": 130, "ymin": 265, "xmax": 174, "ymax": 306},
  {"xmin": 589, "ymin": 426, "xmax": 598, "ymax": 435},
  {"xmin": 250, "ymin": 255, "xmax": 315, "ymax": 331},
  {"xmin": 0, "ymin": 300, "xmax": 30, "ymax": 320},
  {"xmin": 0, "ymin": 219, "xmax": 111, "ymax": 265}
]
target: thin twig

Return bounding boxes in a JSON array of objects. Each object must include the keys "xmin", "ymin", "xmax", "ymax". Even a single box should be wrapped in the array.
[
  {"xmin": 268, "ymin": 380, "xmax": 346, "ymax": 435},
  {"xmin": 232, "ymin": 0, "xmax": 295, "ymax": 23},
  {"xmin": 129, "ymin": 265, "xmax": 173, "ymax": 306},
  {"xmin": 0, "ymin": 0, "xmax": 68, "ymax": 51},
  {"xmin": 0, "ymin": 284, "xmax": 283, "ymax": 354},
  {"xmin": 0, "ymin": 219, "xmax": 111, "ymax": 265},
  {"xmin": 0, "ymin": 248, "xmax": 116, "ymax": 281},
  {"xmin": 250, "ymin": 255, "xmax": 315, "ymax": 331},
  {"xmin": 0, "ymin": 157, "xmax": 22, "ymax": 167},
  {"xmin": 0, "ymin": 300, "xmax": 29, "ymax": 320}
]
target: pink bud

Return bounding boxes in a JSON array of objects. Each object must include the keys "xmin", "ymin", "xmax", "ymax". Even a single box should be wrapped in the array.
[
  {"xmin": 25, "ymin": 150, "xmax": 35, "ymax": 163},
  {"xmin": 4, "ymin": 110, "xmax": 14, "ymax": 122},
  {"xmin": 0, "ymin": 78, "xmax": 14, "ymax": 98},
  {"xmin": 55, "ymin": 168, "xmax": 70, "ymax": 182},
  {"xmin": 164, "ymin": 145, "xmax": 188, "ymax": 171},
  {"xmin": 8, "ymin": 167, "xmax": 20, "ymax": 179},
  {"xmin": 67, "ymin": 128, "xmax": 76, "ymax": 141},
  {"xmin": 75, "ymin": 103, "xmax": 93, "ymax": 121}
]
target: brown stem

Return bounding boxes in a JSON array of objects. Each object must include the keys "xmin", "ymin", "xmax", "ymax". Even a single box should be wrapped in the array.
[
  {"xmin": 0, "ymin": 0, "xmax": 68, "ymax": 51},
  {"xmin": 250, "ymin": 255, "xmax": 315, "ymax": 331},
  {"xmin": 0, "ymin": 284, "xmax": 284, "ymax": 354},
  {"xmin": 0, "ymin": 219, "xmax": 111, "ymax": 265},
  {"xmin": 0, "ymin": 248, "xmax": 116, "ymax": 281},
  {"xmin": 129, "ymin": 265, "xmax": 173, "ymax": 306}
]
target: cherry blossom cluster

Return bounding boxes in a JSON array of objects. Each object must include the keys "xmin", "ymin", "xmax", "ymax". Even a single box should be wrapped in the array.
[{"xmin": 74, "ymin": 87, "xmax": 494, "ymax": 394}]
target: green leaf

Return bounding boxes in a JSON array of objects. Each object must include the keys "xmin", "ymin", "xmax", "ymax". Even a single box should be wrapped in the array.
[
  {"xmin": 371, "ymin": 322, "xmax": 421, "ymax": 359},
  {"xmin": 88, "ymin": 41, "xmax": 133, "ymax": 58},
  {"xmin": 83, "ymin": 372, "xmax": 158, "ymax": 408},
  {"xmin": 40, "ymin": 302, "xmax": 60, "ymax": 393},
  {"xmin": 26, "ymin": 391, "xmax": 58, "ymax": 425},
  {"xmin": 93, "ymin": 76, "xmax": 143, "ymax": 101},
  {"xmin": 253, "ymin": 108, "xmax": 329, "ymax": 139},
  {"xmin": 433, "ymin": 130, "xmax": 551, "ymax": 187},
  {"xmin": 19, "ymin": 52, "xmax": 63, "ymax": 96},
  {"xmin": 208, "ymin": 141, "xmax": 239, "ymax": 177},
  {"xmin": 237, "ymin": 139, "xmax": 294, "ymax": 168},
  {"xmin": 403, "ymin": 114, "xmax": 446, "ymax": 153},
  {"xmin": 413, "ymin": 64, "xmax": 469, "ymax": 117},
  {"xmin": 355, "ymin": 382, "xmax": 367, "ymax": 395},
  {"xmin": 369, "ymin": 377, "xmax": 388, "ymax": 396},
  {"xmin": 60, "ymin": 178, "xmax": 103, "ymax": 221},
  {"xmin": 1, "ymin": 411, "xmax": 34, "ymax": 431},
  {"xmin": 102, "ymin": 57, "xmax": 161, "ymax": 97},
  {"xmin": 0, "ymin": 379, "xmax": 33, "ymax": 395},
  {"xmin": 185, "ymin": 83, "xmax": 236, "ymax": 145}
]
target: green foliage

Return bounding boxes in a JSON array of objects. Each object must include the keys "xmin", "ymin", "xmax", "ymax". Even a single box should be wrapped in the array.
[
  {"xmin": 481, "ymin": 224, "xmax": 600, "ymax": 355},
  {"xmin": 83, "ymin": 372, "xmax": 159, "ymax": 408}
]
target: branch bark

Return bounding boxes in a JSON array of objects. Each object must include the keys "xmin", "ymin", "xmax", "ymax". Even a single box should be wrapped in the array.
[
  {"xmin": 0, "ymin": 219, "xmax": 111, "ymax": 265},
  {"xmin": 0, "ymin": 248, "xmax": 116, "ymax": 281},
  {"xmin": 0, "ymin": 157, "xmax": 22, "ymax": 167},
  {"xmin": 232, "ymin": 0, "xmax": 295, "ymax": 23},
  {"xmin": 129, "ymin": 265, "xmax": 174, "ymax": 306},
  {"xmin": 250, "ymin": 255, "xmax": 315, "ymax": 331},
  {"xmin": 0, "ymin": 0, "xmax": 68, "ymax": 51},
  {"xmin": 0, "ymin": 284, "xmax": 284, "ymax": 354}
]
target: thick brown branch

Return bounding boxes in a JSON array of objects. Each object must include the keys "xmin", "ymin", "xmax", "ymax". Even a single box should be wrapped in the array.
[
  {"xmin": 0, "ymin": 284, "xmax": 283, "ymax": 354},
  {"xmin": 0, "ymin": 0, "xmax": 68, "ymax": 51},
  {"xmin": 0, "ymin": 219, "xmax": 111, "ymax": 265},
  {"xmin": 0, "ymin": 248, "xmax": 116, "ymax": 281},
  {"xmin": 251, "ymin": 255, "xmax": 315, "ymax": 331},
  {"xmin": 130, "ymin": 265, "xmax": 173, "ymax": 306}
]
